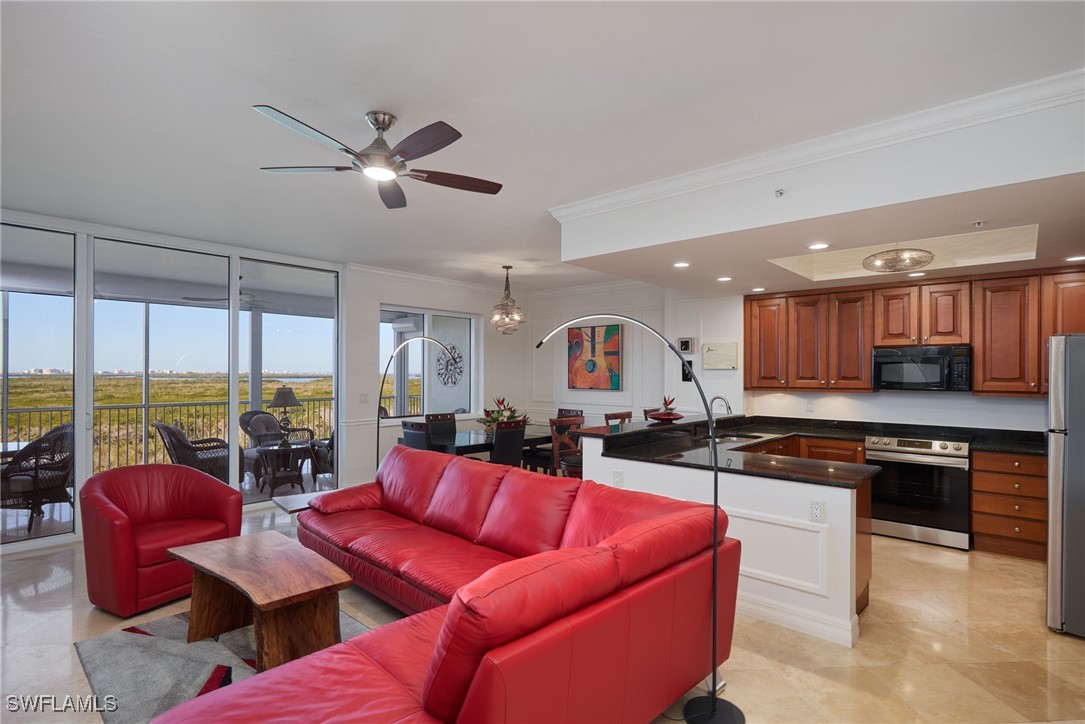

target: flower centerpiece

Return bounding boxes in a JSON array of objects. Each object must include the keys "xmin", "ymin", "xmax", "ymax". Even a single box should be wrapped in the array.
[
  {"xmin": 662, "ymin": 396, "xmax": 676, "ymax": 412},
  {"xmin": 477, "ymin": 397, "xmax": 529, "ymax": 434}
]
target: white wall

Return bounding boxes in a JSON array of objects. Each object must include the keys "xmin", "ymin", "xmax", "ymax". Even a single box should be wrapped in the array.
[{"xmin": 523, "ymin": 280, "xmax": 667, "ymax": 425}]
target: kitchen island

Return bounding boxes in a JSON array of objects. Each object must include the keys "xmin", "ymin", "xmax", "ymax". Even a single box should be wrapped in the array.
[{"xmin": 580, "ymin": 415, "xmax": 878, "ymax": 647}]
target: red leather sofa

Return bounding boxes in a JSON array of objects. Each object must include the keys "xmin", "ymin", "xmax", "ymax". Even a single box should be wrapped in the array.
[
  {"xmin": 156, "ymin": 446, "xmax": 741, "ymax": 723},
  {"xmin": 80, "ymin": 464, "xmax": 242, "ymax": 617}
]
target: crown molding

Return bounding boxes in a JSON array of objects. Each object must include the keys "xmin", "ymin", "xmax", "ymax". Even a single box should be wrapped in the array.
[
  {"xmin": 345, "ymin": 262, "xmax": 494, "ymax": 294},
  {"xmin": 549, "ymin": 69, "xmax": 1085, "ymax": 224},
  {"xmin": 525, "ymin": 278, "xmax": 659, "ymax": 300}
]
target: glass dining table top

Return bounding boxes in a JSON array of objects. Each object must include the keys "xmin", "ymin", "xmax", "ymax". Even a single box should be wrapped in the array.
[{"xmin": 425, "ymin": 424, "xmax": 553, "ymax": 455}]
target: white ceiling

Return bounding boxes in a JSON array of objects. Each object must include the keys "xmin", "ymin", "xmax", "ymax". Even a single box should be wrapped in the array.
[{"xmin": 2, "ymin": 2, "xmax": 1083, "ymax": 293}]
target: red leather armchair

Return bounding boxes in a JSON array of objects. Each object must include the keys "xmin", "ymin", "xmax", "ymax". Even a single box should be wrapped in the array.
[{"xmin": 80, "ymin": 464, "xmax": 242, "ymax": 617}]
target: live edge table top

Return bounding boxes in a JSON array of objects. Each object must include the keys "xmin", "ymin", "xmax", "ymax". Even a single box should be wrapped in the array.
[{"xmin": 167, "ymin": 530, "xmax": 351, "ymax": 611}]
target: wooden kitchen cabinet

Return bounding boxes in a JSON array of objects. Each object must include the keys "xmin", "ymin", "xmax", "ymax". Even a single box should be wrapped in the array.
[
  {"xmin": 873, "ymin": 286, "xmax": 919, "ymax": 346},
  {"xmin": 972, "ymin": 450, "xmax": 1047, "ymax": 560},
  {"xmin": 745, "ymin": 297, "xmax": 788, "ymax": 389},
  {"xmin": 799, "ymin": 437, "xmax": 866, "ymax": 464},
  {"xmin": 972, "ymin": 276, "xmax": 1040, "ymax": 393},
  {"xmin": 787, "ymin": 294, "xmax": 828, "ymax": 389},
  {"xmin": 1041, "ymin": 271, "xmax": 1085, "ymax": 392},
  {"xmin": 920, "ymin": 282, "xmax": 971, "ymax": 345},
  {"xmin": 828, "ymin": 290, "xmax": 873, "ymax": 390}
]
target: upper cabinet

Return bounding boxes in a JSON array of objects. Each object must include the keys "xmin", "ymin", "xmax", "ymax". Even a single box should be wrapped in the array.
[
  {"xmin": 972, "ymin": 276, "xmax": 1040, "ymax": 393},
  {"xmin": 920, "ymin": 282, "xmax": 971, "ymax": 345},
  {"xmin": 744, "ymin": 297, "xmax": 788, "ymax": 389},
  {"xmin": 873, "ymin": 286, "xmax": 919, "ymax": 346},
  {"xmin": 1041, "ymin": 271, "xmax": 1085, "ymax": 392},
  {"xmin": 744, "ymin": 265, "xmax": 1082, "ymax": 396},
  {"xmin": 873, "ymin": 282, "xmax": 970, "ymax": 346}
]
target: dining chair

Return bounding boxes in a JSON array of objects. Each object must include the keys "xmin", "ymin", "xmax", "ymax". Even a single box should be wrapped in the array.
[
  {"xmin": 486, "ymin": 419, "xmax": 528, "ymax": 466},
  {"xmin": 521, "ymin": 416, "xmax": 583, "ymax": 476},
  {"xmin": 424, "ymin": 412, "xmax": 457, "ymax": 438},
  {"xmin": 605, "ymin": 411, "xmax": 633, "ymax": 424},
  {"xmin": 401, "ymin": 420, "xmax": 431, "ymax": 450},
  {"xmin": 557, "ymin": 408, "xmax": 583, "ymax": 418},
  {"xmin": 643, "ymin": 407, "xmax": 661, "ymax": 420}
]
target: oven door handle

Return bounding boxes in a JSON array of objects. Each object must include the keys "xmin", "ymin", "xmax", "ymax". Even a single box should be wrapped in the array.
[{"xmin": 865, "ymin": 450, "xmax": 970, "ymax": 470}]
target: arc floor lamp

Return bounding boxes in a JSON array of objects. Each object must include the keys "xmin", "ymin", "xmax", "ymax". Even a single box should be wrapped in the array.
[
  {"xmin": 375, "ymin": 335, "xmax": 452, "ymax": 471},
  {"xmin": 537, "ymin": 313, "xmax": 744, "ymax": 724}
]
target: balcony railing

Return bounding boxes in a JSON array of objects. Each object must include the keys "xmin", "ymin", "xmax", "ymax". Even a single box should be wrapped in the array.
[
  {"xmin": 4, "ymin": 397, "xmax": 334, "ymax": 474},
  {"xmin": 378, "ymin": 394, "xmax": 422, "ymax": 417}
]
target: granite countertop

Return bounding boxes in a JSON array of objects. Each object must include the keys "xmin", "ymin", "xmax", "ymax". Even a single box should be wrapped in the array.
[{"xmin": 609, "ymin": 434, "xmax": 880, "ymax": 489}]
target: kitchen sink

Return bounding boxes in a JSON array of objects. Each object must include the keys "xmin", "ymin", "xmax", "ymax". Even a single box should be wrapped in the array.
[{"xmin": 713, "ymin": 434, "xmax": 761, "ymax": 443}]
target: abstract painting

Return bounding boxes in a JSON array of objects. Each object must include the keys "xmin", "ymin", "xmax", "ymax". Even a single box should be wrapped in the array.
[{"xmin": 567, "ymin": 324, "xmax": 621, "ymax": 390}]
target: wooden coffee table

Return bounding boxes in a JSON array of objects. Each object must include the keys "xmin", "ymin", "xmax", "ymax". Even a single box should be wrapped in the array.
[{"xmin": 168, "ymin": 530, "xmax": 351, "ymax": 671}]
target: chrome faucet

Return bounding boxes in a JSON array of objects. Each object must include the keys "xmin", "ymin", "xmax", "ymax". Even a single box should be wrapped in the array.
[{"xmin": 709, "ymin": 395, "xmax": 733, "ymax": 416}]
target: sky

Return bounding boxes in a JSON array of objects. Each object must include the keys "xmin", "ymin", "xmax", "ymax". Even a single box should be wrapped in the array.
[{"xmin": 5, "ymin": 292, "xmax": 334, "ymax": 374}]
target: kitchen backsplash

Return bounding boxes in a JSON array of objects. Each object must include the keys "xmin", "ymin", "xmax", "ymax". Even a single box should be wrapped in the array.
[{"xmin": 748, "ymin": 390, "xmax": 1047, "ymax": 432}]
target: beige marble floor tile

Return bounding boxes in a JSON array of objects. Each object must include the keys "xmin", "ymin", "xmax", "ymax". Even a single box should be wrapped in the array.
[
  {"xmin": 1039, "ymin": 658, "xmax": 1085, "ymax": 695},
  {"xmin": 949, "ymin": 660, "xmax": 1085, "ymax": 721},
  {"xmin": 889, "ymin": 620, "xmax": 1024, "ymax": 664},
  {"xmin": 970, "ymin": 620, "xmax": 1085, "ymax": 662},
  {"xmin": 1, "ymin": 643, "xmax": 85, "ymax": 694},
  {"xmin": 774, "ymin": 663, "xmax": 924, "ymax": 723},
  {"xmin": 867, "ymin": 661, "xmax": 1028, "ymax": 723}
]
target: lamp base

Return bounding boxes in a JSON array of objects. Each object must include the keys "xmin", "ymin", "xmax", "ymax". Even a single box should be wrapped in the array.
[
  {"xmin": 278, "ymin": 414, "xmax": 292, "ymax": 430},
  {"xmin": 684, "ymin": 696, "xmax": 745, "ymax": 724}
]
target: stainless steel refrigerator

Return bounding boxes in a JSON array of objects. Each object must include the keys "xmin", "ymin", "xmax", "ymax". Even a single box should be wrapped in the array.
[{"xmin": 1048, "ymin": 334, "xmax": 1085, "ymax": 637}]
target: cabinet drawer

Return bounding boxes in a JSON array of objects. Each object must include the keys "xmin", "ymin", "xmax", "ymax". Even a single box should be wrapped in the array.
[
  {"xmin": 972, "ymin": 492, "xmax": 1047, "ymax": 521},
  {"xmin": 973, "ymin": 513, "xmax": 1047, "ymax": 542},
  {"xmin": 973, "ymin": 451, "xmax": 1047, "ymax": 476},
  {"xmin": 971, "ymin": 471, "xmax": 1047, "ymax": 498}
]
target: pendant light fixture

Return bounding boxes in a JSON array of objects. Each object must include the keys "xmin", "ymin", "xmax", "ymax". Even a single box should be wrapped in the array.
[
  {"xmin": 862, "ymin": 246, "xmax": 934, "ymax": 273},
  {"xmin": 490, "ymin": 265, "xmax": 526, "ymax": 334}
]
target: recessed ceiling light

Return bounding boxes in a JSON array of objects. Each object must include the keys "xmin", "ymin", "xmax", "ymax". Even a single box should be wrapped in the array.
[
  {"xmin": 807, "ymin": 242, "xmax": 829, "ymax": 250},
  {"xmin": 717, "ymin": 276, "xmax": 732, "ymax": 282},
  {"xmin": 752, "ymin": 287, "xmax": 766, "ymax": 292},
  {"xmin": 908, "ymin": 272, "xmax": 926, "ymax": 277},
  {"xmin": 673, "ymin": 262, "xmax": 690, "ymax": 268},
  {"xmin": 1067, "ymin": 256, "xmax": 1085, "ymax": 262}
]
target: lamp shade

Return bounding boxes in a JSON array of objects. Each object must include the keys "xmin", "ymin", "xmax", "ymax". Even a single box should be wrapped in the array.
[{"xmin": 269, "ymin": 386, "xmax": 301, "ymax": 409}]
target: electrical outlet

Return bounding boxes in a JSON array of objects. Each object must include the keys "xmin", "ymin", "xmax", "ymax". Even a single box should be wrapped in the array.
[
  {"xmin": 810, "ymin": 501, "xmax": 826, "ymax": 522},
  {"xmin": 359, "ymin": 393, "xmax": 370, "ymax": 404},
  {"xmin": 805, "ymin": 398, "xmax": 814, "ymax": 413},
  {"xmin": 612, "ymin": 471, "xmax": 624, "ymax": 488}
]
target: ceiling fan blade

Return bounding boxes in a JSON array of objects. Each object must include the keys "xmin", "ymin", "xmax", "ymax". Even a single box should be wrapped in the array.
[
  {"xmin": 260, "ymin": 166, "xmax": 355, "ymax": 173},
  {"xmin": 378, "ymin": 180, "xmax": 407, "ymax": 209},
  {"xmin": 408, "ymin": 170, "xmax": 502, "ymax": 195},
  {"xmin": 253, "ymin": 105, "xmax": 357, "ymax": 155},
  {"xmin": 389, "ymin": 121, "xmax": 462, "ymax": 162}
]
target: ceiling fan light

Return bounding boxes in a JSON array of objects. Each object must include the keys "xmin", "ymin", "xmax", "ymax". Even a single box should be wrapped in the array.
[
  {"xmin": 862, "ymin": 247, "xmax": 934, "ymax": 273},
  {"xmin": 362, "ymin": 165, "xmax": 397, "ymax": 182}
]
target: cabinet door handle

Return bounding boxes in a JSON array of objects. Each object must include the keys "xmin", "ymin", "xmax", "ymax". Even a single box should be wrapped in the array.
[
  {"xmin": 820, "ymin": 380, "xmax": 826, "ymax": 384},
  {"xmin": 830, "ymin": 380, "xmax": 836, "ymax": 384},
  {"xmin": 1014, "ymin": 461, "xmax": 1021, "ymax": 467},
  {"xmin": 923, "ymin": 336, "xmax": 929, "ymax": 342},
  {"xmin": 1030, "ymin": 382, "xmax": 1037, "ymax": 387},
  {"xmin": 1014, "ymin": 505, "xmax": 1021, "ymax": 511},
  {"xmin": 779, "ymin": 380, "xmax": 785, "ymax": 384},
  {"xmin": 911, "ymin": 336, "xmax": 916, "ymax": 341},
  {"xmin": 1014, "ymin": 483, "xmax": 1021, "ymax": 489},
  {"xmin": 1014, "ymin": 527, "xmax": 1021, "ymax": 533}
]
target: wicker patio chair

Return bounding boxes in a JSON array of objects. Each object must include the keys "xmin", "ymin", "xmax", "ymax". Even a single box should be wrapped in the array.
[
  {"xmin": 151, "ymin": 421, "xmax": 237, "ymax": 484},
  {"xmin": 1, "ymin": 423, "xmax": 75, "ymax": 533},
  {"xmin": 238, "ymin": 411, "xmax": 314, "ymax": 482},
  {"xmin": 310, "ymin": 432, "xmax": 334, "ymax": 479}
]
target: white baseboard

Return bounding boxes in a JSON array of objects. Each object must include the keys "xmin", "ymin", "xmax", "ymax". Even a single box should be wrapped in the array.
[{"xmin": 736, "ymin": 590, "xmax": 858, "ymax": 648}]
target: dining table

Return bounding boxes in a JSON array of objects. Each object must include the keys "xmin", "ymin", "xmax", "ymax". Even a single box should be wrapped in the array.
[
  {"xmin": 421, "ymin": 423, "xmax": 553, "ymax": 456},
  {"xmin": 0, "ymin": 441, "xmax": 30, "ymax": 460}
]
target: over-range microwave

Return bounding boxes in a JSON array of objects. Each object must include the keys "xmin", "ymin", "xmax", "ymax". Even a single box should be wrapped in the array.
[{"xmin": 872, "ymin": 345, "xmax": 972, "ymax": 391}]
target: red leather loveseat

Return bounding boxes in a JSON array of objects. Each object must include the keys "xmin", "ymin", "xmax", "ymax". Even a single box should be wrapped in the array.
[
  {"xmin": 156, "ymin": 446, "xmax": 741, "ymax": 723},
  {"xmin": 80, "ymin": 464, "xmax": 242, "ymax": 617}
]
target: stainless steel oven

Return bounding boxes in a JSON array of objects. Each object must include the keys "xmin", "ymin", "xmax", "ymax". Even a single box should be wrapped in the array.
[{"xmin": 866, "ymin": 435, "xmax": 971, "ymax": 550}]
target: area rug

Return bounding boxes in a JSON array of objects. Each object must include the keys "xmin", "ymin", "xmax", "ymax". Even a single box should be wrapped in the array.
[{"xmin": 75, "ymin": 610, "xmax": 368, "ymax": 723}]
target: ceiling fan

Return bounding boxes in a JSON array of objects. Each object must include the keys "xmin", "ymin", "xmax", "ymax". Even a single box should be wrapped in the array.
[{"xmin": 253, "ymin": 105, "xmax": 502, "ymax": 209}]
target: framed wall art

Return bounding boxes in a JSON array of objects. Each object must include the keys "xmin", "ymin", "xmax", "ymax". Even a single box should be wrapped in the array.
[{"xmin": 567, "ymin": 324, "xmax": 622, "ymax": 390}]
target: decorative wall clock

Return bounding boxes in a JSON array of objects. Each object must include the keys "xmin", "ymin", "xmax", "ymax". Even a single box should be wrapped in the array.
[{"xmin": 436, "ymin": 344, "xmax": 464, "ymax": 387}]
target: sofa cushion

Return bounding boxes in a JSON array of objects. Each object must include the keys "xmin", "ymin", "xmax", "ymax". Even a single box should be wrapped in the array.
[
  {"xmin": 298, "ymin": 509, "xmax": 418, "ymax": 551},
  {"xmin": 422, "ymin": 456, "xmax": 506, "ymax": 541},
  {"xmin": 347, "ymin": 525, "xmax": 509, "ymax": 584},
  {"xmin": 133, "ymin": 519, "xmax": 228, "ymax": 567},
  {"xmin": 399, "ymin": 546, "xmax": 515, "ymax": 601},
  {"xmin": 422, "ymin": 546, "xmax": 620, "ymax": 722},
  {"xmin": 377, "ymin": 446, "xmax": 452, "ymax": 523},
  {"xmin": 560, "ymin": 480, "xmax": 700, "ymax": 548},
  {"xmin": 600, "ymin": 507, "xmax": 726, "ymax": 587},
  {"xmin": 476, "ymin": 468, "xmax": 580, "ymax": 557},
  {"xmin": 308, "ymin": 482, "xmax": 382, "ymax": 514}
]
